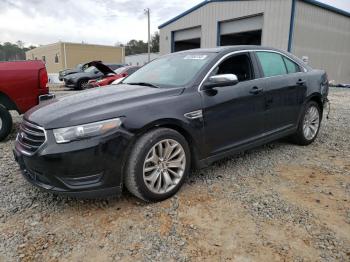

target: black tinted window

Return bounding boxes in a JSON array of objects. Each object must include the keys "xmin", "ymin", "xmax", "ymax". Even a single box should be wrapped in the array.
[
  {"xmin": 256, "ymin": 51, "xmax": 287, "ymax": 77},
  {"xmin": 214, "ymin": 54, "xmax": 254, "ymax": 82}
]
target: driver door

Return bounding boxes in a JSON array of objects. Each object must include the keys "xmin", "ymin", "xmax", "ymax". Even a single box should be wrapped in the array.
[{"xmin": 200, "ymin": 52, "xmax": 265, "ymax": 156}]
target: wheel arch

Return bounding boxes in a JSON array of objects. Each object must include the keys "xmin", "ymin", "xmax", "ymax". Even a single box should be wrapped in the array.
[
  {"xmin": 133, "ymin": 118, "xmax": 202, "ymax": 170},
  {"xmin": 0, "ymin": 92, "xmax": 19, "ymax": 112},
  {"xmin": 306, "ymin": 93, "xmax": 324, "ymax": 114}
]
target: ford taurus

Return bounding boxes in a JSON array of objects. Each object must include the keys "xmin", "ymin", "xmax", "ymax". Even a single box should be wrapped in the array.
[{"xmin": 14, "ymin": 46, "xmax": 329, "ymax": 202}]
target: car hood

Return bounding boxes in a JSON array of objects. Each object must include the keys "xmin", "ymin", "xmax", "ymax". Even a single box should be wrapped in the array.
[
  {"xmin": 87, "ymin": 61, "xmax": 115, "ymax": 75},
  {"xmin": 61, "ymin": 69, "xmax": 81, "ymax": 76},
  {"xmin": 25, "ymin": 84, "xmax": 184, "ymax": 129}
]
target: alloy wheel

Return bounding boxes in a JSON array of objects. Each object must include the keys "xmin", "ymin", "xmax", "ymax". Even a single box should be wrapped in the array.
[
  {"xmin": 303, "ymin": 105, "xmax": 320, "ymax": 140},
  {"xmin": 143, "ymin": 139, "xmax": 186, "ymax": 194},
  {"xmin": 81, "ymin": 81, "xmax": 89, "ymax": 89}
]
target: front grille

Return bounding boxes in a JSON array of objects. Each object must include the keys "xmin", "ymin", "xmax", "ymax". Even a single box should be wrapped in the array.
[{"xmin": 17, "ymin": 121, "xmax": 46, "ymax": 155}]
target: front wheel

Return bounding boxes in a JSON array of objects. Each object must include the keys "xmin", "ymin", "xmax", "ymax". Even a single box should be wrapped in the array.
[
  {"xmin": 292, "ymin": 101, "xmax": 321, "ymax": 145},
  {"xmin": 76, "ymin": 79, "xmax": 89, "ymax": 90},
  {"xmin": 124, "ymin": 128, "xmax": 190, "ymax": 202}
]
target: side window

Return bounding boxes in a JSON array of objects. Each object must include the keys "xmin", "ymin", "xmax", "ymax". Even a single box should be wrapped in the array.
[
  {"xmin": 283, "ymin": 57, "xmax": 300, "ymax": 74},
  {"xmin": 213, "ymin": 54, "xmax": 254, "ymax": 82},
  {"xmin": 256, "ymin": 52, "xmax": 287, "ymax": 77}
]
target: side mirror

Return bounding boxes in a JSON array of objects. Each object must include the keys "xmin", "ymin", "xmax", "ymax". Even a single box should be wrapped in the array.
[{"xmin": 203, "ymin": 74, "xmax": 238, "ymax": 90}]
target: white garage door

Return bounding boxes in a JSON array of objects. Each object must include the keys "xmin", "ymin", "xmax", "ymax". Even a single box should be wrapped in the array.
[
  {"xmin": 220, "ymin": 15, "xmax": 263, "ymax": 35},
  {"xmin": 174, "ymin": 26, "xmax": 201, "ymax": 41}
]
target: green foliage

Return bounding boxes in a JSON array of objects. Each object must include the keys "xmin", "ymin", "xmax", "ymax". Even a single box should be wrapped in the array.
[
  {"xmin": 125, "ymin": 32, "xmax": 159, "ymax": 56},
  {"xmin": 125, "ymin": 39, "xmax": 148, "ymax": 56},
  {"xmin": 151, "ymin": 31, "xmax": 159, "ymax": 53},
  {"xmin": 0, "ymin": 41, "xmax": 36, "ymax": 61}
]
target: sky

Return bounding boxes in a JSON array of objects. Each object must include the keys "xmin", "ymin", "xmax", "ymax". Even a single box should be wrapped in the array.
[{"xmin": 0, "ymin": 0, "xmax": 349, "ymax": 47}]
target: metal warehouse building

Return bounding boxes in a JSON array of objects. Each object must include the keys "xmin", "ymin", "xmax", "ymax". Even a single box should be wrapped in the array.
[{"xmin": 159, "ymin": 0, "xmax": 350, "ymax": 83}]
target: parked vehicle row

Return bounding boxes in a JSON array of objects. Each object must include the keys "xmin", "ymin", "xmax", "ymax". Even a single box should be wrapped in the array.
[
  {"xmin": 59, "ymin": 62, "xmax": 125, "ymax": 82},
  {"xmin": 63, "ymin": 61, "xmax": 126, "ymax": 90},
  {"xmin": 87, "ymin": 66, "xmax": 140, "ymax": 88},
  {"xmin": 0, "ymin": 60, "xmax": 52, "ymax": 141},
  {"xmin": 13, "ymin": 46, "xmax": 329, "ymax": 202}
]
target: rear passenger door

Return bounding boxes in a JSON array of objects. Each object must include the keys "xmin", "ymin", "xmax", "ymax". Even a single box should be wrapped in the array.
[{"xmin": 254, "ymin": 51, "xmax": 307, "ymax": 134}]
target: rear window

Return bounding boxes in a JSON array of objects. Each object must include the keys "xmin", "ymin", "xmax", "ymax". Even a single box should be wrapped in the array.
[{"xmin": 256, "ymin": 51, "xmax": 287, "ymax": 77}]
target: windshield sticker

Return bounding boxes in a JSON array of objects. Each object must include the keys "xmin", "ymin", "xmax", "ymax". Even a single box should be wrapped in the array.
[{"xmin": 184, "ymin": 55, "xmax": 208, "ymax": 60}]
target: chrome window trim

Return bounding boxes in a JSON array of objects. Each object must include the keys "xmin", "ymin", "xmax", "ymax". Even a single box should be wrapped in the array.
[
  {"xmin": 198, "ymin": 49, "xmax": 308, "ymax": 91},
  {"xmin": 16, "ymin": 121, "xmax": 48, "ymax": 156}
]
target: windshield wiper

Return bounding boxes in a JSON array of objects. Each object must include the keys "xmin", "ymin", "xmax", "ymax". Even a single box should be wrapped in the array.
[{"xmin": 126, "ymin": 82, "xmax": 160, "ymax": 88}]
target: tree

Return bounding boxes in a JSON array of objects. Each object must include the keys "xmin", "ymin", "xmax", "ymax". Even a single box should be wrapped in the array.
[
  {"xmin": 150, "ymin": 31, "xmax": 159, "ymax": 53},
  {"xmin": 125, "ymin": 40, "xmax": 148, "ymax": 56},
  {"xmin": 124, "ymin": 32, "xmax": 159, "ymax": 56},
  {"xmin": 0, "ymin": 41, "xmax": 36, "ymax": 61}
]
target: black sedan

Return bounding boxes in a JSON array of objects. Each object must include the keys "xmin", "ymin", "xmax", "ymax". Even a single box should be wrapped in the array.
[{"xmin": 14, "ymin": 46, "xmax": 329, "ymax": 202}]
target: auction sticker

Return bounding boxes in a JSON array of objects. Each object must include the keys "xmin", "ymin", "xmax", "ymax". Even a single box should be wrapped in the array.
[{"xmin": 184, "ymin": 55, "xmax": 208, "ymax": 60}]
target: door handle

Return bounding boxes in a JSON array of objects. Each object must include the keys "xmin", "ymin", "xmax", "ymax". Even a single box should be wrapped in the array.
[
  {"xmin": 250, "ymin": 86, "xmax": 263, "ymax": 95},
  {"xmin": 297, "ymin": 79, "xmax": 306, "ymax": 86}
]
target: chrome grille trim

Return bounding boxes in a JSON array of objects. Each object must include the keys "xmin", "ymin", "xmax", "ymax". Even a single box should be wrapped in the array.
[{"xmin": 16, "ymin": 121, "xmax": 47, "ymax": 156}]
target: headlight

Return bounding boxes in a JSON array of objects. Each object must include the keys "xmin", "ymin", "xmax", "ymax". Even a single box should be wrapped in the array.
[{"xmin": 53, "ymin": 118, "xmax": 122, "ymax": 144}]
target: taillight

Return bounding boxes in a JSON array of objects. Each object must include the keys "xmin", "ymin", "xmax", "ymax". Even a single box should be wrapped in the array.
[{"xmin": 39, "ymin": 68, "xmax": 48, "ymax": 89}]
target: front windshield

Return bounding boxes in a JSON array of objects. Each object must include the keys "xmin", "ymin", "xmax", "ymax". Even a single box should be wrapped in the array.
[
  {"xmin": 123, "ymin": 53, "xmax": 215, "ymax": 88},
  {"xmin": 84, "ymin": 66, "xmax": 98, "ymax": 73}
]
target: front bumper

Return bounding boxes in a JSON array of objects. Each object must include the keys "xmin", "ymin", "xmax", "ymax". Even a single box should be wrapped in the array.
[
  {"xmin": 13, "ymin": 128, "xmax": 134, "ymax": 198},
  {"xmin": 64, "ymin": 78, "xmax": 77, "ymax": 88},
  {"xmin": 39, "ymin": 93, "xmax": 56, "ymax": 103}
]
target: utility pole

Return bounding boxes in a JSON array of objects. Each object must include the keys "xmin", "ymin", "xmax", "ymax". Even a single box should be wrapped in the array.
[{"xmin": 144, "ymin": 8, "xmax": 151, "ymax": 63}]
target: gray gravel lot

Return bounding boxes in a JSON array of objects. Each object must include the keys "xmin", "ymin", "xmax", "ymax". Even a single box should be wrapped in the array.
[{"xmin": 0, "ymin": 87, "xmax": 349, "ymax": 261}]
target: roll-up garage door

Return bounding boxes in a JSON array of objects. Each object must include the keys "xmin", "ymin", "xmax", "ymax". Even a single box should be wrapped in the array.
[
  {"xmin": 173, "ymin": 27, "xmax": 201, "ymax": 52},
  {"xmin": 219, "ymin": 15, "xmax": 263, "ymax": 46}
]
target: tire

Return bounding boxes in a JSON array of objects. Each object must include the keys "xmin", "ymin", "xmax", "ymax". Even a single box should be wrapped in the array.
[
  {"xmin": 291, "ymin": 101, "xmax": 321, "ymax": 146},
  {"xmin": 0, "ymin": 105, "xmax": 13, "ymax": 142},
  {"xmin": 76, "ymin": 79, "xmax": 88, "ymax": 90},
  {"xmin": 124, "ymin": 128, "xmax": 191, "ymax": 202}
]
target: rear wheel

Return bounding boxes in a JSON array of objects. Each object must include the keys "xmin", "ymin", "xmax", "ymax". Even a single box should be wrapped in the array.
[
  {"xmin": 292, "ymin": 101, "xmax": 321, "ymax": 145},
  {"xmin": 0, "ymin": 105, "xmax": 13, "ymax": 141},
  {"xmin": 124, "ymin": 128, "xmax": 190, "ymax": 202}
]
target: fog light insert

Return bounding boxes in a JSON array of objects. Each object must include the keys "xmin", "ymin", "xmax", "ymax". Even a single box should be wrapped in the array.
[{"xmin": 61, "ymin": 173, "xmax": 104, "ymax": 187}]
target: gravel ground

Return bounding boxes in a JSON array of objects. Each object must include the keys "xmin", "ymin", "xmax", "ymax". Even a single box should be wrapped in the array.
[{"xmin": 0, "ymin": 87, "xmax": 349, "ymax": 261}]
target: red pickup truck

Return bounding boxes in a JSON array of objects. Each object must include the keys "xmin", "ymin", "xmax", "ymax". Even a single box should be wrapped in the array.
[{"xmin": 0, "ymin": 60, "xmax": 53, "ymax": 141}]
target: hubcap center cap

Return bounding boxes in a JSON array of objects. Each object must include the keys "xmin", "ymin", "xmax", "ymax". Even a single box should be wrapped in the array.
[{"xmin": 159, "ymin": 162, "xmax": 167, "ymax": 170}]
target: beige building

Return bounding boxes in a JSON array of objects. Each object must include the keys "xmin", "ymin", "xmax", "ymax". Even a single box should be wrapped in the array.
[
  {"xmin": 159, "ymin": 0, "xmax": 350, "ymax": 83},
  {"xmin": 26, "ymin": 42, "xmax": 125, "ymax": 73}
]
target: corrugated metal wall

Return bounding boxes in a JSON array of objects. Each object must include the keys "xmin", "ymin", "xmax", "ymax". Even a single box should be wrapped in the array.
[
  {"xmin": 292, "ymin": 1, "xmax": 350, "ymax": 82},
  {"xmin": 160, "ymin": 0, "xmax": 293, "ymax": 54}
]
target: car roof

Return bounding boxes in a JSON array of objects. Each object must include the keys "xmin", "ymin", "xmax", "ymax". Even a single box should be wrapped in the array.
[
  {"xmin": 176, "ymin": 45, "xmax": 283, "ymax": 54},
  {"xmin": 171, "ymin": 45, "xmax": 311, "ymax": 70}
]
